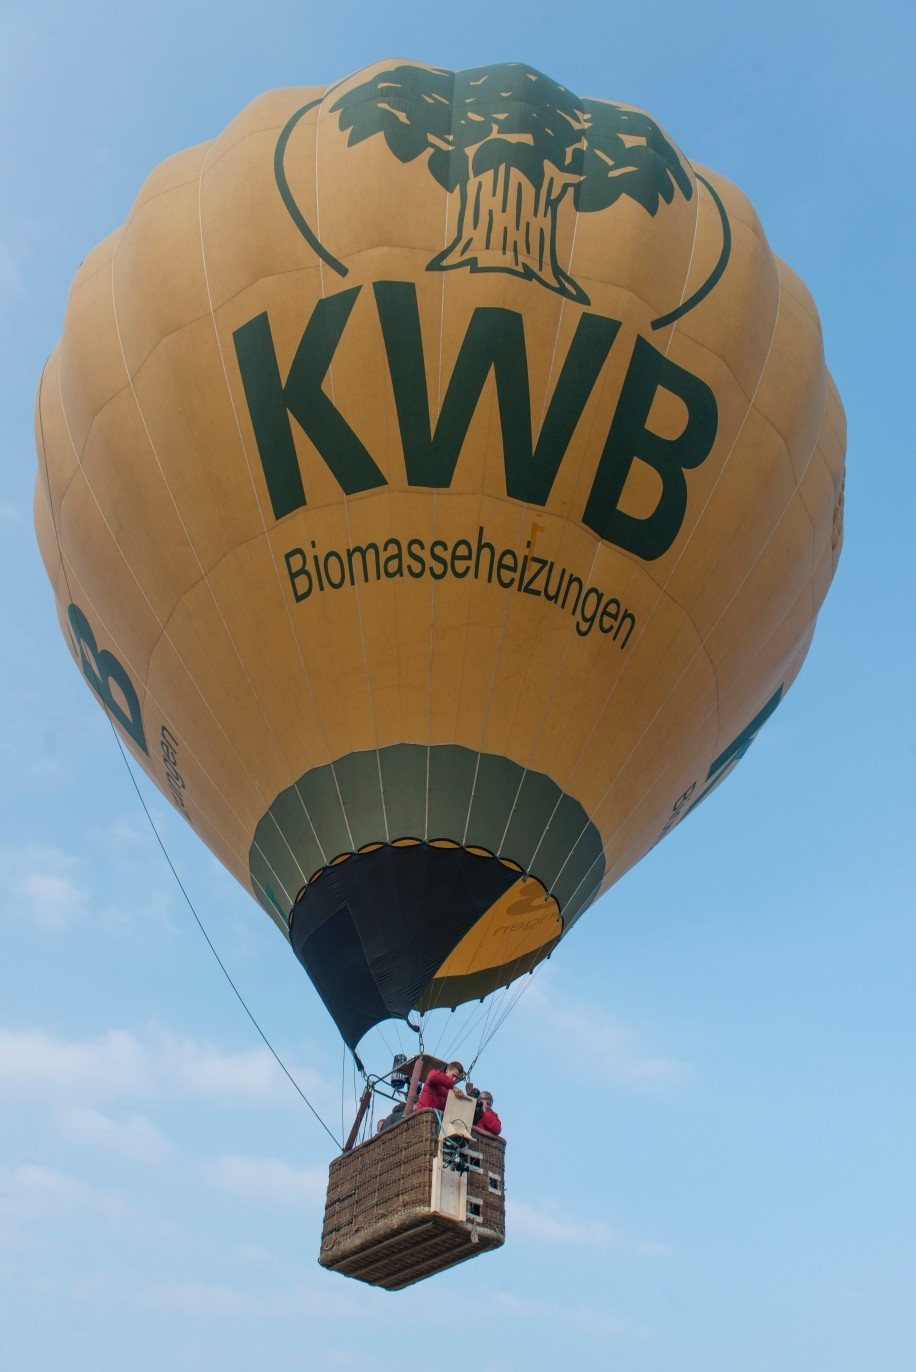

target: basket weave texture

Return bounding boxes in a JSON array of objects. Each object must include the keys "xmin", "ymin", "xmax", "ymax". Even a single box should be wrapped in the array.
[{"xmin": 319, "ymin": 1109, "xmax": 505, "ymax": 1290}]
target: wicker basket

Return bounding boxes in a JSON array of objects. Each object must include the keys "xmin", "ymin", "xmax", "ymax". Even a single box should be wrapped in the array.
[{"xmin": 319, "ymin": 1108, "xmax": 505, "ymax": 1290}]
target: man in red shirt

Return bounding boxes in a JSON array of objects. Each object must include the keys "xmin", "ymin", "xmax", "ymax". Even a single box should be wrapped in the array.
[
  {"xmin": 473, "ymin": 1091, "xmax": 502, "ymax": 1137},
  {"xmin": 416, "ymin": 1061, "xmax": 468, "ymax": 1112}
]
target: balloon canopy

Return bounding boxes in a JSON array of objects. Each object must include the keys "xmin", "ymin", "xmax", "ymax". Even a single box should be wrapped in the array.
[{"xmin": 35, "ymin": 61, "xmax": 845, "ymax": 1050}]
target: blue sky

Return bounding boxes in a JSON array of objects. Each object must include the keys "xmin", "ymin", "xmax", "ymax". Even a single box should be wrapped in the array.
[{"xmin": 2, "ymin": 2, "xmax": 915, "ymax": 1368}]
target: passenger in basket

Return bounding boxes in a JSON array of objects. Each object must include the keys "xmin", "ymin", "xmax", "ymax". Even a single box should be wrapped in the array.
[
  {"xmin": 473, "ymin": 1091, "xmax": 502, "ymax": 1137},
  {"xmin": 416, "ymin": 1061, "xmax": 469, "ymax": 1112},
  {"xmin": 376, "ymin": 1101, "xmax": 406, "ymax": 1132}
]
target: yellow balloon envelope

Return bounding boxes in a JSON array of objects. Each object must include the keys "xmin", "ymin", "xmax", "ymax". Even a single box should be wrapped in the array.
[{"xmin": 34, "ymin": 61, "xmax": 845, "ymax": 1048}]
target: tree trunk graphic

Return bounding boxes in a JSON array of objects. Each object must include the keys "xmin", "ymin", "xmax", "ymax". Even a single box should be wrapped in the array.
[
  {"xmin": 323, "ymin": 63, "xmax": 705, "ymax": 314},
  {"xmin": 429, "ymin": 159, "xmax": 586, "ymax": 303}
]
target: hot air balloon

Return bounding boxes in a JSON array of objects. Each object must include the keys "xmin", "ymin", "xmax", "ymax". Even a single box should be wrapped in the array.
[{"xmin": 34, "ymin": 61, "xmax": 845, "ymax": 1277}]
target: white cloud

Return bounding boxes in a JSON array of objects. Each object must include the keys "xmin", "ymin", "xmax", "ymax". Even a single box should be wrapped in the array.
[
  {"xmin": 0, "ymin": 1161, "xmax": 205, "ymax": 1263},
  {"xmin": 130, "ymin": 1274, "xmax": 378, "ymax": 1321},
  {"xmin": 0, "ymin": 1164, "xmax": 129, "ymax": 1227},
  {"xmin": 517, "ymin": 977, "xmax": 692, "ymax": 1093},
  {"xmin": 0, "ymin": 1024, "xmax": 334, "ymax": 1115},
  {"xmin": 481, "ymin": 1289, "xmax": 654, "ymax": 1338},
  {"xmin": 27, "ymin": 1269, "xmax": 378, "ymax": 1321},
  {"xmin": 87, "ymin": 817, "xmax": 148, "ymax": 848},
  {"xmin": 23, "ymin": 756, "xmax": 71, "ymax": 786},
  {"xmin": 507, "ymin": 1197, "xmax": 616, "ymax": 1247},
  {"xmin": 507, "ymin": 1197, "xmax": 672, "ymax": 1260},
  {"xmin": 1, "ymin": 844, "xmax": 90, "ymax": 932},
  {"xmin": 14, "ymin": 872, "xmax": 89, "ymax": 931},
  {"xmin": 0, "ymin": 1026, "xmax": 144, "ymax": 1102},
  {"xmin": 167, "ymin": 1036, "xmax": 291, "ymax": 1102},
  {"xmin": 232, "ymin": 1242, "xmax": 276, "ymax": 1266},
  {"xmin": 1, "ymin": 833, "xmax": 176, "ymax": 941},
  {"xmin": 203, "ymin": 1154, "xmax": 326, "ymax": 1209},
  {"xmin": 0, "ymin": 1027, "xmax": 151, "ymax": 1104},
  {"xmin": 135, "ymin": 1278, "xmax": 275, "ymax": 1319},
  {"xmin": 55, "ymin": 1107, "xmax": 177, "ymax": 1165}
]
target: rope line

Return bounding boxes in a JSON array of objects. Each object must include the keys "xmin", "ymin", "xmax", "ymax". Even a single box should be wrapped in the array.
[
  {"xmin": 47, "ymin": 353, "xmax": 302, "ymax": 911},
  {"xmin": 105, "ymin": 719, "xmax": 342, "ymax": 1149},
  {"xmin": 36, "ymin": 364, "xmax": 341, "ymax": 1152}
]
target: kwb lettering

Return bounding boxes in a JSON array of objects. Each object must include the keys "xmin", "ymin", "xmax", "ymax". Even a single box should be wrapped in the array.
[{"xmin": 233, "ymin": 281, "xmax": 717, "ymax": 561}]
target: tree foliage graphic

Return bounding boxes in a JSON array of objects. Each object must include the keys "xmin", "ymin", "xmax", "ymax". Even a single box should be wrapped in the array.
[{"xmin": 331, "ymin": 62, "xmax": 694, "ymax": 304}]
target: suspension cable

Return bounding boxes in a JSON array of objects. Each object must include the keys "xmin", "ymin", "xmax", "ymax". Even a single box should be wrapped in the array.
[
  {"xmin": 37, "ymin": 373, "xmax": 342, "ymax": 1151},
  {"xmin": 110, "ymin": 724, "xmax": 342, "ymax": 1148}
]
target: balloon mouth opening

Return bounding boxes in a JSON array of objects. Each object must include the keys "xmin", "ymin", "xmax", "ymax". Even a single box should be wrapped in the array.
[{"xmin": 288, "ymin": 837, "xmax": 562, "ymax": 1048}]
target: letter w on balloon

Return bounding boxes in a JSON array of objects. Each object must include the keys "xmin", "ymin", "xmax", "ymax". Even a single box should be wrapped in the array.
[{"xmin": 232, "ymin": 282, "xmax": 718, "ymax": 563}]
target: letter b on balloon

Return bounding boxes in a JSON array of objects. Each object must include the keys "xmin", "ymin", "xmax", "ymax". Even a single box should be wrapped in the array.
[
  {"xmin": 583, "ymin": 337, "xmax": 718, "ymax": 560},
  {"xmin": 67, "ymin": 604, "xmax": 149, "ymax": 756}
]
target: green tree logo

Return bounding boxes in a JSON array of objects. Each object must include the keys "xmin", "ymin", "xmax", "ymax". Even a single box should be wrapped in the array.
[{"xmin": 276, "ymin": 62, "xmax": 729, "ymax": 319}]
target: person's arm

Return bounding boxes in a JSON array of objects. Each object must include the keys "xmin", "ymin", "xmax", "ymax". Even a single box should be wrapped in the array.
[
  {"xmin": 477, "ymin": 1110, "xmax": 501, "ymax": 1135},
  {"xmin": 435, "ymin": 1069, "xmax": 468, "ymax": 1099}
]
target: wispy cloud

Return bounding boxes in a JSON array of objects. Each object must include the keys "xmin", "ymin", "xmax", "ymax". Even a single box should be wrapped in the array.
[
  {"xmin": 232, "ymin": 1242, "xmax": 277, "ymax": 1266},
  {"xmin": 202, "ymin": 1154, "xmax": 326, "ymax": 1209},
  {"xmin": 0, "ymin": 1164, "xmax": 130, "ymax": 1228},
  {"xmin": 508, "ymin": 1197, "xmax": 616, "ymax": 1247},
  {"xmin": 507, "ymin": 1196, "xmax": 673, "ymax": 1260},
  {"xmin": 481, "ymin": 1289, "xmax": 655, "ymax": 1339},
  {"xmin": 15, "ymin": 872, "xmax": 89, "ymax": 931},
  {"xmin": 1, "ymin": 844, "xmax": 89, "ymax": 932},
  {"xmin": 87, "ymin": 817, "xmax": 149, "ymax": 848},
  {"xmin": 55, "ymin": 1107, "xmax": 177, "ymax": 1165},
  {"xmin": 516, "ymin": 976, "xmax": 692, "ymax": 1093},
  {"xmin": 23, "ymin": 1269, "xmax": 379, "ymax": 1322},
  {"xmin": 0, "ymin": 1024, "xmax": 334, "ymax": 1114}
]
